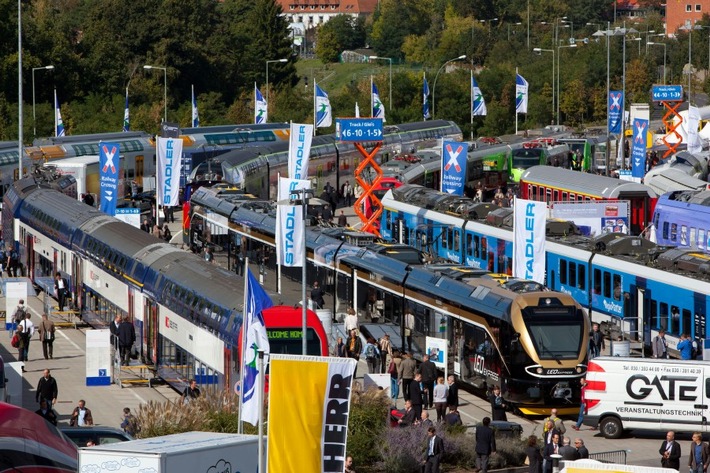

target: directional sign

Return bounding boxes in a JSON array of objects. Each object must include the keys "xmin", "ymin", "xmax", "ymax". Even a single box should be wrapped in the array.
[
  {"xmin": 336, "ymin": 118, "xmax": 384, "ymax": 142},
  {"xmin": 652, "ymin": 85, "xmax": 683, "ymax": 102}
]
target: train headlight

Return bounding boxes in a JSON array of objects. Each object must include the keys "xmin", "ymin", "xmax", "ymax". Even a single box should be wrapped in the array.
[
  {"xmin": 576, "ymin": 367, "xmax": 583, "ymax": 373},
  {"xmin": 536, "ymin": 367, "xmax": 543, "ymax": 374},
  {"xmin": 545, "ymin": 298, "xmax": 552, "ymax": 305}
]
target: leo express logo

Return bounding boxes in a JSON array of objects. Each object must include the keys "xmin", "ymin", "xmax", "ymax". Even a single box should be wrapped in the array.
[{"xmin": 626, "ymin": 374, "xmax": 697, "ymax": 401}]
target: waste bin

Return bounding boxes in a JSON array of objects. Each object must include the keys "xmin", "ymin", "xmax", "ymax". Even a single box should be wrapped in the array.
[{"xmin": 485, "ymin": 420, "xmax": 523, "ymax": 439}]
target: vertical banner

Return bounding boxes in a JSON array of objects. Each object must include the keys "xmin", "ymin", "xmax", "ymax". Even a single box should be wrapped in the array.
[
  {"xmin": 86, "ymin": 330, "xmax": 111, "ymax": 386},
  {"xmin": 267, "ymin": 355, "xmax": 356, "ymax": 473},
  {"xmin": 631, "ymin": 118, "xmax": 648, "ymax": 179},
  {"xmin": 99, "ymin": 142, "xmax": 120, "ymax": 216},
  {"xmin": 276, "ymin": 177, "xmax": 311, "ymax": 267},
  {"xmin": 471, "ymin": 75, "xmax": 487, "ymax": 116},
  {"xmin": 156, "ymin": 137, "xmax": 184, "ymax": 207},
  {"xmin": 123, "ymin": 88, "xmax": 130, "ymax": 132},
  {"xmin": 687, "ymin": 104, "xmax": 703, "ymax": 154},
  {"xmin": 288, "ymin": 123, "xmax": 314, "ymax": 180},
  {"xmin": 515, "ymin": 73, "xmax": 528, "ymax": 114},
  {"xmin": 315, "ymin": 85, "xmax": 332, "ymax": 128},
  {"xmin": 372, "ymin": 82, "xmax": 386, "ymax": 122},
  {"xmin": 513, "ymin": 198, "xmax": 546, "ymax": 284},
  {"xmin": 440, "ymin": 141, "xmax": 468, "ymax": 196},
  {"xmin": 423, "ymin": 74, "xmax": 431, "ymax": 120},
  {"xmin": 608, "ymin": 91, "xmax": 623, "ymax": 134},
  {"xmin": 255, "ymin": 85, "xmax": 267, "ymax": 124}
]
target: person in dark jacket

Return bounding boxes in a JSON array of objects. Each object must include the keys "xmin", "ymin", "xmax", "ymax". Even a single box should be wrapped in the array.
[
  {"xmin": 423, "ymin": 426, "xmax": 444, "ymax": 473},
  {"xmin": 575, "ymin": 439, "xmax": 589, "ymax": 459},
  {"xmin": 526, "ymin": 435, "xmax": 543, "ymax": 473},
  {"xmin": 346, "ymin": 329, "xmax": 362, "ymax": 378},
  {"xmin": 117, "ymin": 316, "xmax": 136, "ymax": 366},
  {"xmin": 558, "ymin": 437, "xmax": 580, "ymax": 461},
  {"xmin": 36, "ymin": 369, "xmax": 58, "ymax": 407},
  {"xmin": 543, "ymin": 433, "xmax": 561, "ymax": 473},
  {"xmin": 489, "ymin": 385, "xmax": 508, "ymax": 421},
  {"xmin": 311, "ymin": 281, "xmax": 325, "ymax": 309},
  {"xmin": 476, "ymin": 417, "xmax": 497, "ymax": 473},
  {"xmin": 660, "ymin": 431, "xmax": 681, "ymax": 470},
  {"xmin": 419, "ymin": 354, "xmax": 437, "ymax": 409},
  {"xmin": 409, "ymin": 372, "xmax": 424, "ymax": 421},
  {"xmin": 446, "ymin": 374, "xmax": 459, "ymax": 408},
  {"xmin": 35, "ymin": 399, "xmax": 57, "ymax": 425}
]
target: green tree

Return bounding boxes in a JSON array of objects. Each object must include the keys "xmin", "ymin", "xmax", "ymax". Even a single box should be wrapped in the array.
[
  {"xmin": 315, "ymin": 27, "xmax": 341, "ymax": 63},
  {"xmin": 559, "ymin": 78, "xmax": 586, "ymax": 126}
]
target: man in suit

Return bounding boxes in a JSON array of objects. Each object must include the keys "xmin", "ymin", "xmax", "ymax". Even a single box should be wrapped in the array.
[
  {"xmin": 575, "ymin": 438, "xmax": 589, "ymax": 459},
  {"xmin": 543, "ymin": 433, "xmax": 561, "ymax": 473},
  {"xmin": 424, "ymin": 426, "xmax": 444, "ymax": 473},
  {"xmin": 419, "ymin": 354, "xmax": 437, "ymax": 409},
  {"xmin": 117, "ymin": 316, "xmax": 136, "ymax": 366},
  {"xmin": 475, "ymin": 417, "xmax": 496, "ymax": 473},
  {"xmin": 688, "ymin": 432, "xmax": 709, "ymax": 473},
  {"xmin": 660, "ymin": 430, "xmax": 681, "ymax": 471},
  {"xmin": 409, "ymin": 372, "xmax": 424, "ymax": 421},
  {"xmin": 398, "ymin": 400, "xmax": 416, "ymax": 427},
  {"xmin": 559, "ymin": 437, "xmax": 580, "ymax": 461}
]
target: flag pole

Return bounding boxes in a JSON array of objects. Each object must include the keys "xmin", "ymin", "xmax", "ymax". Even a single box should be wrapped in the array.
[
  {"xmin": 54, "ymin": 88, "xmax": 58, "ymax": 137},
  {"xmin": 515, "ymin": 68, "xmax": 519, "ymax": 135},
  {"xmin": 237, "ymin": 256, "xmax": 249, "ymax": 434},
  {"xmin": 470, "ymin": 70, "xmax": 474, "ymax": 141},
  {"xmin": 276, "ymin": 172, "xmax": 282, "ymax": 294},
  {"xmin": 257, "ymin": 350, "xmax": 265, "ymax": 473},
  {"xmin": 370, "ymin": 76, "xmax": 373, "ymax": 118},
  {"xmin": 254, "ymin": 82, "xmax": 257, "ymax": 125},
  {"xmin": 313, "ymin": 80, "xmax": 317, "ymax": 136}
]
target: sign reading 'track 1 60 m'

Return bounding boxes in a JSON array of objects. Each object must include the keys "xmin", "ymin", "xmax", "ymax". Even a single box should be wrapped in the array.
[
  {"xmin": 336, "ymin": 118, "xmax": 383, "ymax": 142},
  {"xmin": 651, "ymin": 85, "xmax": 683, "ymax": 102}
]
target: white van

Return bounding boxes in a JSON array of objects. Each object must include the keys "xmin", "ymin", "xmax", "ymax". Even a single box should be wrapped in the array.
[{"xmin": 584, "ymin": 356, "xmax": 710, "ymax": 439}]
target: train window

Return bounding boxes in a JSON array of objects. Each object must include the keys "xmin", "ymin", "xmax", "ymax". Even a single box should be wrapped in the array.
[
  {"xmin": 577, "ymin": 194, "xmax": 583, "ymax": 202},
  {"xmin": 680, "ymin": 226, "xmax": 688, "ymax": 246},
  {"xmin": 560, "ymin": 260, "xmax": 567, "ymax": 284},
  {"xmin": 553, "ymin": 190, "xmax": 559, "ymax": 201},
  {"xmin": 683, "ymin": 309, "xmax": 692, "ymax": 336},
  {"xmin": 659, "ymin": 302, "xmax": 669, "ymax": 331},
  {"xmin": 650, "ymin": 299, "xmax": 658, "ymax": 329},
  {"xmin": 466, "ymin": 234, "xmax": 473, "ymax": 257},
  {"xmin": 546, "ymin": 189, "xmax": 551, "ymax": 203},
  {"xmin": 578, "ymin": 265, "xmax": 585, "ymax": 290},
  {"xmin": 670, "ymin": 223, "xmax": 677, "ymax": 242},
  {"xmin": 441, "ymin": 229, "xmax": 448, "ymax": 249},
  {"xmin": 603, "ymin": 272, "xmax": 611, "ymax": 298},
  {"xmin": 593, "ymin": 269, "xmax": 601, "ymax": 295},
  {"xmin": 670, "ymin": 306, "xmax": 680, "ymax": 335},
  {"xmin": 570, "ymin": 193, "xmax": 575, "ymax": 201},
  {"xmin": 613, "ymin": 274, "xmax": 621, "ymax": 300},
  {"xmin": 662, "ymin": 222, "xmax": 669, "ymax": 239},
  {"xmin": 562, "ymin": 192, "xmax": 568, "ymax": 201},
  {"xmin": 453, "ymin": 230, "xmax": 460, "ymax": 253},
  {"xmin": 473, "ymin": 236, "xmax": 480, "ymax": 258},
  {"xmin": 699, "ymin": 229, "xmax": 706, "ymax": 249},
  {"xmin": 481, "ymin": 236, "xmax": 487, "ymax": 257},
  {"xmin": 569, "ymin": 262, "xmax": 577, "ymax": 287}
]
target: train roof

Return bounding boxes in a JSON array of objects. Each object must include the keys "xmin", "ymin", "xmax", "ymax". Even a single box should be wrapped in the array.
[
  {"xmin": 33, "ymin": 131, "xmax": 151, "ymax": 146},
  {"xmin": 643, "ymin": 167, "xmax": 708, "ymax": 195},
  {"xmin": 180, "ymin": 123, "xmax": 290, "ymax": 134},
  {"xmin": 520, "ymin": 166, "xmax": 657, "ymax": 199},
  {"xmin": 659, "ymin": 189, "xmax": 710, "ymax": 206}
]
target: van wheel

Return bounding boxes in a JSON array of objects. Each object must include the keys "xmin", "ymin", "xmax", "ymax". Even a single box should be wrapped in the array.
[{"xmin": 600, "ymin": 416, "xmax": 623, "ymax": 439}]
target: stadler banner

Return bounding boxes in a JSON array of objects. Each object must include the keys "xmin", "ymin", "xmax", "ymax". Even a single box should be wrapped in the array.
[
  {"xmin": 276, "ymin": 177, "xmax": 311, "ymax": 267},
  {"xmin": 513, "ymin": 198, "xmax": 546, "ymax": 284},
  {"xmin": 267, "ymin": 355, "xmax": 357, "ymax": 473},
  {"xmin": 289, "ymin": 123, "xmax": 314, "ymax": 180},
  {"xmin": 157, "ymin": 137, "xmax": 183, "ymax": 207},
  {"xmin": 99, "ymin": 142, "xmax": 120, "ymax": 216},
  {"xmin": 440, "ymin": 141, "xmax": 468, "ymax": 196}
]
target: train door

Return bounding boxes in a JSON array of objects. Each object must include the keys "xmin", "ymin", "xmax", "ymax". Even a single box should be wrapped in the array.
[
  {"xmin": 224, "ymin": 348, "xmax": 232, "ymax": 392},
  {"xmin": 25, "ymin": 235, "xmax": 34, "ymax": 280},
  {"xmin": 624, "ymin": 284, "xmax": 641, "ymax": 342},
  {"xmin": 72, "ymin": 256, "xmax": 83, "ymax": 312},
  {"xmin": 135, "ymin": 156, "xmax": 144, "ymax": 186},
  {"xmin": 144, "ymin": 299, "xmax": 159, "ymax": 365}
]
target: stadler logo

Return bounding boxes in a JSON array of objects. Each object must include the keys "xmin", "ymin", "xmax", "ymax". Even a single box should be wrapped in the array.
[
  {"xmin": 524, "ymin": 203, "xmax": 536, "ymax": 279},
  {"xmin": 163, "ymin": 139, "xmax": 174, "ymax": 205},
  {"xmin": 293, "ymin": 126, "xmax": 308, "ymax": 179}
]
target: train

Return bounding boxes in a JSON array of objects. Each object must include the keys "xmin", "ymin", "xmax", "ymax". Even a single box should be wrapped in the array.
[
  {"xmin": 184, "ymin": 185, "xmax": 589, "ymax": 414},
  {"xmin": 0, "ymin": 141, "xmax": 32, "ymax": 201},
  {"xmin": 0, "ymin": 402, "xmax": 78, "ymax": 472},
  {"xmin": 379, "ymin": 181, "xmax": 710, "ymax": 359},
  {"xmin": 1, "ymin": 177, "xmax": 327, "ymax": 393}
]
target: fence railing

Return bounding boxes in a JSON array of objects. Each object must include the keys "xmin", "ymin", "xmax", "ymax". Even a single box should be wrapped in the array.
[{"xmin": 589, "ymin": 449, "xmax": 628, "ymax": 464}]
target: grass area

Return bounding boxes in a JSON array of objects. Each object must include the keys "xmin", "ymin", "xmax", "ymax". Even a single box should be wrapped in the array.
[{"xmin": 295, "ymin": 58, "xmax": 423, "ymax": 92}]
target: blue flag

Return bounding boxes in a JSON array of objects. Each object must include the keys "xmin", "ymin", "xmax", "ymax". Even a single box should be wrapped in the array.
[
  {"xmin": 99, "ymin": 142, "xmax": 120, "ymax": 216},
  {"xmin": 631, "ymin": 119, "xmax": 648, "ymax": 179},
  {"xmin": 55, "ymin": 89, "xmax": 65, "ymax": 137},
  {"xmin": 440, "ymin": 141, "xmax": 468, "ymax": 196},
  {"xmin": 191, "ymin": 84, "xmax": 199, "ymax": 128},
  {"xmin": 315, "ymin": 84, "xmax": 332, "ymax": 128},
  {"xmin": 608, "ymin": 91, "xmax": 623, "ymax": 134},
  {"xmin": 123, "ymin": 88, "xmax": 130, "ymax": 132},
  {"xmin": 423, "ymin": 75, "xmax": 431, "ymax": 120},
  {"xmin": 471, "ymin": 75, "xmax": 487, "ymax": 116},
  {"xmin": 372, "ymin": 82, "xmax": 386, "ymax": 122},
  {"xmin": 241, "ymin": 268, "xmax": 273, "ymax": 426},
  {"xmin": 255, "ymin": 85, "xmax": 267, "ymax": 124},
  {"xmin": 515, "ymin": 74, "xmax": 528, "ymax": 114}
]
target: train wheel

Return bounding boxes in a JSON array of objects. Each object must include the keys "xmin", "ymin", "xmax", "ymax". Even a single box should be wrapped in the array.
[{"xmin": 599, "ymin": 416, "xmax": 623, "ymax": 439}]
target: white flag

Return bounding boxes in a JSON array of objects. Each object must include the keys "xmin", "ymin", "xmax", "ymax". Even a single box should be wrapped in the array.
[
  {"xmin": 315, "ymin": 84, "xmax": 332, "ymax": 128},
  {"xmin": 688, "ymin": 105, "xmax": 703, "ymax": 154},
  {"xmin": 515, "ymin": 73, "xmax": 529, "ymax": 114},
  {"xmin": 276, "ymin": 177, "xmax": 311, "ymax": 267},
  {"xmin": 156, "ymin": 137, "xmax": 183, "ymax": 207},
  {"xmin": 372, "ymin": 82, "xmax": 386, "ymax": 122},
  {"xmin": 355, "ymin": 102, "xmax": 360, "ymax": 118},
  {"xmin": 513, "ymin": 198, "xmax": 546, "ymax": 283},
  {"xmin": 471, "ymin": 74, "xmax": 487, "ymax": 116},
  {"xmin": 288, "ymin": 123, "xmax": 313, "ymax": 180}
]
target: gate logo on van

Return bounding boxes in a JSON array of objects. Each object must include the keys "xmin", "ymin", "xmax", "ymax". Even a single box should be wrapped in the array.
[{"xmin": 626, "ymin": 374, "xmax": 698, "ymax": 401}]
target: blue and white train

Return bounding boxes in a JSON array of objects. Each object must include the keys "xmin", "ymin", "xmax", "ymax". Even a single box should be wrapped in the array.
[{"xmin": 380, "ymin": 183, "xmax": 710, "ymax": 357}]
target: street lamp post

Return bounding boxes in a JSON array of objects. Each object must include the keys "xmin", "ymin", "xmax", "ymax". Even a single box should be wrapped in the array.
[
  {"xmin": 681, "ymin": 24, "xmax": 702, "ymax": 102},
  {"xmin": 143, "ymin": 65, "xmax": 167, "ymax": 122},
  {"xmin": 533, "ymin": 48, "xmax": 555, "ymax": 120},
  {"xmin": 556, "ymin": 44, "xmax": 577, "ymax": 125},
  {"xmin": 266, "ymin": 58, "xmax": 288, "ymax": 114},
  {"xmin": 647, "ymin": 42, "xmax": 667, "ymax": 84},
  {"xmin": 32, "ymin": 65, "xmax": 54, "ymax": 138},
  {"xmin": 369, "ymin": 56, "xmax": 393, "ymax": 111},
  {"xmin": 432, "ymin": 55, "xmax": 467, "ymax": 118}
]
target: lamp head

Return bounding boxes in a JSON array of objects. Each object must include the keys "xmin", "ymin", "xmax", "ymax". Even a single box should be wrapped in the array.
[
  {"xmin": 457, "ymin": 55, "xmax": 466, "ymax": 60},
  {"xmin": 46, "ymin": 65, "xmax": 55, "ymax": 70},
  {"xmin": 533, "ymin": 48, "xmax": 542, "ymax": 54},
  {"xmin": 143, "ymin": 65, "xmax": 153, "ymax": 70},
  {"xmin": 278, "ymin": 58, "xmax": 288, "ymax": 63}
]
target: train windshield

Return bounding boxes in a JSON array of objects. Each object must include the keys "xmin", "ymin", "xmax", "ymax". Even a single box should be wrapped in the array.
[
  {"xmin": 511, "ymin": 149, "xmax": 543, "ymax": 168},
  {"xmin": 267, "ymin": 328, "xmax": 324, "ymax": 356},
  {"xmin": 522, "ymin": 307, "xmax": 584, "ymax": 360}
]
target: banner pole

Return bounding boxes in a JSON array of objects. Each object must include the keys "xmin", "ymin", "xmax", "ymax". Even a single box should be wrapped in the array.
[
  {"xmin": 237, "ymin": 257, "xmax": 250, "ymax": 434},
  {"xmin": 257, "ymin": 350, "xmax": 265, "ymax": 473}
]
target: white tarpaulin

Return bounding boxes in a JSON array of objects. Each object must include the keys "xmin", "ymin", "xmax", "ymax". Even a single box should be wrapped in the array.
[{"xmin": 513, "ymin": 198, "xmax": 546, "ymax": 284}]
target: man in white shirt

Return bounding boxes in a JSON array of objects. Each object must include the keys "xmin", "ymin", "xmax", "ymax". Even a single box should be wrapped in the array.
[
  {"xmin": 344, "ymin": 307, "xmax": 358, "ymax": 334},
  {"xmin": 19, "ymin": 313, "xmax": 35, "ymax": 362}
]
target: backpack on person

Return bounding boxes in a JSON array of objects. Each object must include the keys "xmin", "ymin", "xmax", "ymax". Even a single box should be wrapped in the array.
[
  {"xmin": 365, "ymin": 343, "xmax": 377, "ymax": 360},
  {"xmin": 387, "ymin": 360, "xmax": 398, "ymax": 377},
  {"xmin": 14, "ymin": 306, "xmax": 26, "ymax": 323}
]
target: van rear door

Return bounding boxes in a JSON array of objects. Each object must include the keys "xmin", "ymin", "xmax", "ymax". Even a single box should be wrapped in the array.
[{"xmin": 658, "ymin": 364, "xmax": 706, "ymax": 432}]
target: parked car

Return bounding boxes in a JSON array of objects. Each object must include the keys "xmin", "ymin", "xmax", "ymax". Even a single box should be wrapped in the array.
[{"xmin": 59, "ymin": 426, "xmax": 133, "ymax": 447}]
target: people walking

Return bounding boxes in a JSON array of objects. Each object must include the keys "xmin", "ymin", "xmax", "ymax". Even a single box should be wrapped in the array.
[
  {"xmin": 433, "ymin": 377, "xmax": 448, "ymax": 422},
  {"xmin": 18, "ymin": 312, "xmax": 34, "ymax": 363},
  {"xmin": 311, "ymin": 281, "xmax": 325, "ymax": 310},
  {"xmin": 35, "ymin": 399, "xmax": 57, "ymax": 426},
  {"xmin": 346, "ymin": 329, "xmax": 362, "ymax": 378},
  {"xmin": 54, "ymin": 273, "xmax": 69, "ymax": 312},
  {"xmin": 117, "ymin": 316, "xmax": 136, "ymax": 366},
  {"xmin": 489, "ymin": 385, "xmax": 507, "ymax": 421},
  {"xmin": 660, "ymin": 430, "xmax": 681, "ymax": 470},
  {"xmin": 476, "ymin": 417, "xmax": 497, "ymax": 473},
  {"xmin": 36, "ymin": 369, "xmax": 58, "ymax": 407},
  {"xmin": 399, "ymin": 352, "xmax": 416, "ymax": 401},
  {"xmin": 38, "ymin": 313, "xmax": 55, "ymax": 360},
  {"xmin": 181, "ymin": 379, "xmax": 201, "ymax": 403},
  {"xmin": 423, "ymin": 426, "xmax": 444, "ymax": 473},
  {"xmin": 589, "ymin": 323, "xmax": 605, "ymax": 359},
  {"xmin": 121, "ymin": 407, "xmax": 138, "ymax": 436},
  {"xmin": 688, "ymin": 432, "xmax": 709, "ymax": 473},
  {"xmin": 572, "ymin": 378, "xmax": 587, "ymax": 431},
  {"xmin": 378, "ymin": 333, "xmax": 392, "ymax": 374},
  {"xmin": 69, "ymin": 400, "xmax": 94, "ymax": 426},
  {"xmin": 419, "ymin": 354, "xmax": 437, "ymax": 409}
]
